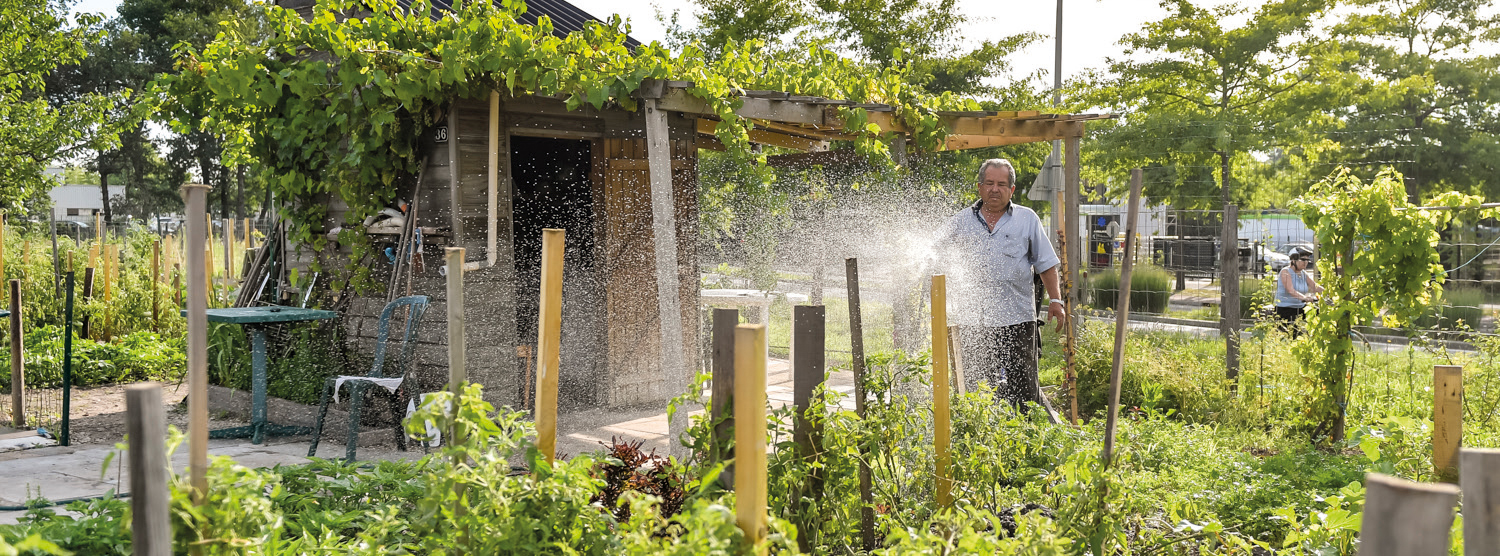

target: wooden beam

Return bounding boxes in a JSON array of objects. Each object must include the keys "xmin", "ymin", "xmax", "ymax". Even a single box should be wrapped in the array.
[
  {"xmin": 943, "ymin": 135, "xmax": 1054, "ymax": 151},
  {"xmin": 696, "ymin": 119, "xmax": 828, "ymax": 152},
  {"xmin": 645, "ymin": 98, "xmax": 690, "ymax": 457},
  {"xmin": 658, "ymin": 88, "xmax": 826, "ymax": 125}
]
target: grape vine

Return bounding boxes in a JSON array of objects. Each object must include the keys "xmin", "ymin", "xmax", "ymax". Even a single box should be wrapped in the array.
[
  {"xmin": 156, "ymin": 0, "xmax": 975, "ymax": 291},
  {"xmin": 1291, "ymin": 167, "xmax": 1495, "ymax": 442}
]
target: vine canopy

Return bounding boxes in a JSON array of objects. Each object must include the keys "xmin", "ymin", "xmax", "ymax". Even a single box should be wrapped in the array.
[{"xmin": 155, "ymin": 0, "xmax": 978, "ymax": 286}]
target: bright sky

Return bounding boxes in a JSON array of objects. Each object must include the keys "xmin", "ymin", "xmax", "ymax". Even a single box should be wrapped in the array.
[{"xmin": 67, "ymin": 0, "xmax": 1172, "ymax": 87}]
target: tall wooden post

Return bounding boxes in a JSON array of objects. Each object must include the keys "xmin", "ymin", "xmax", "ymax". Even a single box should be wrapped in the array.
[
  {"xmin": 181, "ymin": 183, "xmax": 211, "ymax": 506},
  {"xmin": 1102, "ymin": 170, "xmax": 1143, "ymax": 465},
  {"xmin": 1462, "ymin": 448, "xmax": 1500, "ymax": 555},
  {"xmin": 1222, "ymin": 204, "xmax": 1241, "ymax": 387},
  {"xmin": 126, "ymin": 384, "xmax": 170, "ymax": 556},
  {"xmin": 1360, "ymin": 473, "xmax": 1458, "ymax": 556},
  {"xmin": 152, "ymin": 241, "xmax": 160, "ymax": 330},
  {"xmin": 49, "ymin": 210, "xmax": 58, "ymax": 297},
  {"xmin": 444, "ymin": 248, "xmax": 466, "ymax": 425},
  {"xmin": 223, "ymin": 218, "xmax": 233, "ymax": 291},
  {"xmin": 931, "ymin": 274, "xmax": 952, "ymax": 509},
  {"xmin": 711, "ymin": 308, "xmax": 737, "ymax": 484},
  {"xmin": 535, "ymin": 229, "xmax": 564, "ymax": 465},
  {"xmin": 1434, "ymin": 365, "xmax": 1463, "ymax": 482},
  {"xmin": 734, "ymin": 323, "xmax": 768, "ymax": 550},
  {"xmin": 792, "ymin": 304, "xmax": 825, "ymax": 499},
  {"xmin": 1064, "ymin": 136, "xmax": 1082, "ymax": 307},
  {"xmin": 643, "ymin": 95, "xmax": 689, "ymax": 456},
  {"xmin": 845, "ymin": 257, "xmax": 875, "ymax": 550},
  {"xmin": 8, "ymin": 280, "xmax": 21, "ymax": 428}
]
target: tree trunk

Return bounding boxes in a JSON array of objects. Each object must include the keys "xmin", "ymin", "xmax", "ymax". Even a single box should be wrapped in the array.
[
  {"xmin": 236, "ymin": 166, "xmax": 246, "ymax": 219},
  {"xmin": 99, "ymin": 172, "xmax": 112, "ymax": 223}
]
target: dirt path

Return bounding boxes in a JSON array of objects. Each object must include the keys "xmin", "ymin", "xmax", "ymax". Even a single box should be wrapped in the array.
[{"xmin": 42, "ymin": 382, "xmax": 247, "ymax": 446}]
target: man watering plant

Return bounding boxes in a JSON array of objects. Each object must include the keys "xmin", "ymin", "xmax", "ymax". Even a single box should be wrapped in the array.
[{"xmin": 933, "ymin": 158, "xmax": 1065, "ymax": 416}]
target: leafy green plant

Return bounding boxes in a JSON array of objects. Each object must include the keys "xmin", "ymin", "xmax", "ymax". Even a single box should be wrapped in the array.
[{"xmin": 1089, "ymin": 265, "xmax": 1172, "ymax": 313}]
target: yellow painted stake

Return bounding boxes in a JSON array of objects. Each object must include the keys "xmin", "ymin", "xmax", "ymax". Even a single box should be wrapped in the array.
[
  {"xmin": 243, "ymin": 218, "xmax": 252, "ymax": 250},
  {"xmin": 95, "ymin": 213, "xmax": 102, "ymax": 244},
  {"xmin": 735, "ymin": 323, "xmax": 768, "ymax": 551},
  {"xmin": 931, "ymin": 274, "xmax": 952, "ymax": 509},
  {"xmin": 1435, "ymin": 365, "xmax": 1463, "ymax": 482},
  {"xmin": 535, "ymin": 229, "xmax": 565, "ymax": 465}
]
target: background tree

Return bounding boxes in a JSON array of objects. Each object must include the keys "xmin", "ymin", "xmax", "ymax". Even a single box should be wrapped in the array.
[
  {"xmin": 0, "ymin": 0, "xmax": 129, "ymax": 211},
  {"xmin": 1324, "ymin": 0, "xmax": 1500, "ymax": 202},
  {"xmin": 1081, "ymin": 0, "xmax": 1326, "ymax": 209},
  {"xmin": 120, "ymin": 0, "xmax": 253, "ymax": 219}
]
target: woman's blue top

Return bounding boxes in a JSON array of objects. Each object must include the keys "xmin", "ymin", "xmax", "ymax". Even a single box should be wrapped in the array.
[{"xmin": 1275, "ymin": 268, "xmax": 1311, "ymax": 308}]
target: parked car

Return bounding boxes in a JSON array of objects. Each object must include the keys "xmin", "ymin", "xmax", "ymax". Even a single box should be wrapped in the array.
[{"xmin": 1256, "ymin": 244, "xmax": 1290, "ymax": 271}]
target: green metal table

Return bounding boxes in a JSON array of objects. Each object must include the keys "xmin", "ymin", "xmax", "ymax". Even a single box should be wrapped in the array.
[{"xmin": 185, "ymin": 306, "xmax": 339, "ymax": 444}]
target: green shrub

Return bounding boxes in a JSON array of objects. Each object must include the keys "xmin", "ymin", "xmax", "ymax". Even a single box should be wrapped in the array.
[
  {"xmin": 1089, "ymin": 265, "xmax": 1172, "ymax": 313},
  {"xmin": 0, "ymin": 325, "xmax": 185, "ymax": 389},
  {"xmin": 1414, "ymin": 286, "xmax": 1484, "ymax": 331}
]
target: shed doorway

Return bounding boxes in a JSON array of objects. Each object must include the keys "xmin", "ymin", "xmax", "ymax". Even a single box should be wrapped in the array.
[{"xmin": 510, "ymin": 135, "xmax": 600, "ymax": 407}]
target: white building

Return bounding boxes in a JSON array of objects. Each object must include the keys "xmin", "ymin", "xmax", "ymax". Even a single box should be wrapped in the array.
[{"xmin": 50, "ymin": 184, "xmax": 123, "ymax": 222}]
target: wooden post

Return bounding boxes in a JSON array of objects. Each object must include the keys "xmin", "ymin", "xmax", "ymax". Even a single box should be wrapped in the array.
[
  {"xmin": 643, "ymin": 96, "xmax": 689, "ymax": 456},
  {"xmin": 711, "ymin": 308, "xmax": 737, "ymax": 483},
  {"xmin": 444, "ymin": 248, "xmax": 466, "ymax": 427},
  {"xmin": 1434, "ymin": 365, "xmax": 1463, "ymax": 482},
  {"xmin": 152, "ymin": 241, "xmax": 160, "ymax": 330},
  {"xmin": 181, "ymin": 183, "xmax": 211, "ymax": 506},
  {"xmin": 95, "ymin": 212, "xmax": 101, "ymax": 245},
  {"xmin": 733, "ymin": 323, "xmax": 768, "ymax": 551},
  {"xmin": 1102, "ymin": 169, "xmax": 1143, "ymax": 465},
  {"xmin": 1059, "ymin": 213, "xmax": 1079, "ymax": 425},
  {"xmin": 223, "ymin": 218, "xmax": 233, "ymax": 291},
  {"xmin": 243, "ymin": 218, "xmax": 251, "ymax": 250},
  {"xmin": 535, "ymin": 229, "xmax": 564, "ymax": 465},
  {"xmin": 1462, "ymin": 448, "xmax": 1500, "ymax": 555},
  {"xmin": 1360, "ymin": 473, "xmax": 1458, "ymax": 556},
  {"xmin": 1064, "ymin": 136, "xmax": 1082, "ymax": 308},
  {"xmin": 947, "ymin": 326, "xmax": 966, "ymax": 395},
  {"xmin": 49, "ymin": 210, "xmax": 58, "ymax": 297},
  {"xmin": 931, "ymin": 274, "xmax": 952, "ymax": 509},
  {"xmin": 126, "ymin": 384, "xmax": 170, "ymax": 556},
  {"xmin": 8, "ymin": 280, "xmax": 21, "ymax": 428},
  {"xmin": 1223, "ymin": 204, "xmax": 1241, "ymax": 387},
  {"xmin": 81, "ymin": 268, "xmax": 94, "ymax": 340},
  {"xmin": 845, "ymin": 258, "xmax": 874, "ymax": 551},
  {"xmin": 204, "ymin": 214, "xmax": 215, "ymax": 305},
  {"xmin": 792, "ymin": 305, "xmax": 825, "ymax": 512},
  {"xmin": 60, "ymin": 271, "xmax": 74, "ymax": 445}
]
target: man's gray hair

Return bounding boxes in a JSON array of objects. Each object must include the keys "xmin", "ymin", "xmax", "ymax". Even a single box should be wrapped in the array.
[{"xmin": 976, "ymin": 158, "xmax": 1017, "ymax": 185}]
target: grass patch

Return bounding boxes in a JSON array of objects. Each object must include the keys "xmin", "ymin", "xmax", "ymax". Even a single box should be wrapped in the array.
[{"xmin": 1089, "ymin": 265, "xmax": 1173, "ymax": 313}]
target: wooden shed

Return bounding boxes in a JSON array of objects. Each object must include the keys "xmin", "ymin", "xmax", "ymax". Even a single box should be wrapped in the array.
[{"xmin": 275, "ymin": 0, "xmax": 1111, "ymax": 412}]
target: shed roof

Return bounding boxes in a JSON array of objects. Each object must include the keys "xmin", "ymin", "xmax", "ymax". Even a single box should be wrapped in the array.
[{"xmin": 414, "ymin": 0, "xmax": 643, "ymax": 48}]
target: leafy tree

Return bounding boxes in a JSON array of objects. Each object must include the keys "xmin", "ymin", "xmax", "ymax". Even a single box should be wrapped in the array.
[
  {"xmin": 1082, "ymin": 0, "xmax": 1326, "ymax": 209},
  {"xmin": 45, "ymin": 17, "xmax": 157, "ymax": 222},
  {"xmin": 0, "ymin": 0, "xmax": 129, "ymax": 211},
  {"xmin": 119, "ymin": 0, "xmax": 254, "ymax": 218},
  {"xmin": 662, "ymin": 0, "xmax": 1040, "ymax": 99},
  {"xmin": 1324, "ymin": 0, "xmax": 1500, "ymax": 201}
]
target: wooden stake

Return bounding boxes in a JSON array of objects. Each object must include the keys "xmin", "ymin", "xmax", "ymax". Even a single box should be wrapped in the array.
[
  {"xmin": 1223, "ymin": 204, "xmax": 1241, "ymax": 388},
  {"xmin": 126, "ymin": 383, "xmax": 170, "ymax": 556},
  {"xmin": 1463, "ymin": 448, "xmax": 1500, "ymax": 555},
  {"xmin": 223, "ymin": 218, "xmax": 233, "ymax": 291},
  {"xmin": 152, "ymin": 241, "xmax": 160, "ymax": 330},
  {"xmin": 792, "ymin": 304, "xmax": 825, "ymax": 521},
  {"xmin": 734, "ymin": 323, "xmax": 768, "ymax": 551},
  {"xmin": 535, "ymin": 229, "xmax": 564, "ymax": 465},
  {"xmin": 1102, "ymin": 169, "xmax": 1144, "ymax": 465},
  {"xmin": 931, "ymin": 274, "xmax": 951, "ymax": 509},
  {"xmin": 204, "ymin": 214, "xmax": 215, "ymax": 306},
  {"xmin": 444, "ymin": 248, "xmax": 466, "ymax": 418},
  {"xmin": 711, "ymin": 308, "xmax": 737, "ymax": 484},
  {"xmin": 947, "ymin": 325, "xmax": 966, "ymax": 395},
  {"xmin": 8, "ymin": 280, "xmax": 21, "ymax": 428},
  {"xmin": 845, "ymin": 257, "xmax": 874, "ymax": 551},
  {"xmin": 244, "ymin": 218, "xmax": 252, "ymax": 250},
  {"xmin": 1434, "ymin": 365, "xmax": 1463, "ymax": 482},
  {"xmin": 1360, "ymin": 473, "xmax": 1458, "ymax": 556},
  {"xmin": 181, "ymin": 183, "xmax": 211, "ymax": 506}
]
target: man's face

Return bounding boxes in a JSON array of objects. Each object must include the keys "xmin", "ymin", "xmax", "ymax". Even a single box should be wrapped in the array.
[{"xmin": 977, "ymin": 166, "xmax": 1014, "ymax": 209}]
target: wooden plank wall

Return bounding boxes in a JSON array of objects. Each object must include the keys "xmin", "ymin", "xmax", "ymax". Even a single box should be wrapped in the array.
[{"xmin": 601, "ymin": 135, "xmax": 700, "ymax": 406}]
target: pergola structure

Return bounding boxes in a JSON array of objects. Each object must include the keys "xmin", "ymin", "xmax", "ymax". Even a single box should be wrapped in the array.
[{"xmin": 640, "ymin": 79, "xmax": 1111, "ymax": 305}]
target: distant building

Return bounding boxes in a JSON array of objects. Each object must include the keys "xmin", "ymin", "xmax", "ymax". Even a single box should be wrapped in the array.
[{"xmin": 50, "ymin": 184, "xmax": 123, "ymax": 222}]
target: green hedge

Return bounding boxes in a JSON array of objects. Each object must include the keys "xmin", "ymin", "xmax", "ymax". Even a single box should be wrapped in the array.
[{"xmin": 1089, "ymin": 265, "xmax": 1173, "ymax": 313}]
